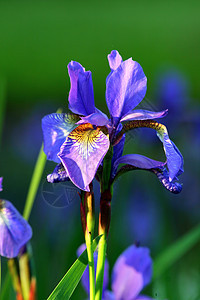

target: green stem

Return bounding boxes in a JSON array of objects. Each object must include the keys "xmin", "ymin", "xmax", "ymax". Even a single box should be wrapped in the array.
[
  {"xmin": 95, "ymin": 232, "xmax": 107, "ymax": 300},
  {"xmin": 81, "ymin": 188, "xmax": 95, "ymax": 300},
  {"xmin": 23, "ymin": 144, "xmax": 46, "ymax": 220},
  {"xmin": 85, "ymin": 233, "xmax": 95, "ymax": 300}
]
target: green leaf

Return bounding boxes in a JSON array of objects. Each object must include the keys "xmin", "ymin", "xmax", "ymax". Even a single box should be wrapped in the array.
[
  {"xmin": 23, "ymin": 144, "xmax": 46, "ymax": 221},
  {"xmin": 153, "ymin": 224, "xmax": 200, "ymax": 279},
  {"xmin": 47, "ymin": 235, "xmax": 101, "ymax": 300},
  {"xmin": 0, "ymin": 273, "xmax": 12, "ymax": 300},
  {"xmin": 0, "ymin": 76, "xmax": 6, "ymax": 148}
]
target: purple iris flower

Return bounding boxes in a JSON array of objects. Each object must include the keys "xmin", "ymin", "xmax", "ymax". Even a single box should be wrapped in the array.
[
  {"xmin": 0, "ymin": 177, "xmax": 32, "ymax": 258},
  {"xmin": 78, "ymin": 244, "xmax": 154, "ymax": 300},
  {"xmin": 42, "ymin": 50, "xmax": 183, "ymax": 192}
]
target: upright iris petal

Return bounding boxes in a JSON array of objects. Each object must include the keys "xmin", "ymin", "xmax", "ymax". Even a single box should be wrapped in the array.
[
  {"xmin": 58, "ymin": 124, "xmax": 110, "ymax": 191},
  {"xmin": 0, "ymin": 200, "xmax": 32, "ymax": 258},
  {"xmin": 106, "ymin": 54, "xmax": 147, "ymax": 126},
  {"xmin": 111, "ymin": 245, "xmax": 152, "ymax": 300},
  {"xmin": 108, "ymin": 50, "xmax": 123, "ymax": 71},
  {"xmin": 68, "ymin": 61, "xmax": 96, "ymax": 116},
  {"xmin": 42, "ymin": 113, "xmax": 79, "ymax": 163}
]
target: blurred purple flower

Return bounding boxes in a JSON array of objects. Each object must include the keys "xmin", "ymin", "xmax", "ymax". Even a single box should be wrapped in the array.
[
  {"xmin": 42, "ymin": 50, "xmax": 183, "ymax": 192},
  {"xmin": 0, "ymin": 177, "xmax": 32, "ymax": 258},
  {"xmin": 78, "ymin": 244, "xmax": 154, "ymax": 300},
  {"xmin": 0, "ymin": 177, "xmax": 3, "ymax": 191}
]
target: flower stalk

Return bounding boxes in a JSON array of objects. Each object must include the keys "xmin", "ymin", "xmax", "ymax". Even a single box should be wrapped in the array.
[
  {"xmin": 95, "ymin": 149, "xmax": 112, "ymax": 300},
  {"xmin": 80, "ymin": 184, "xmax": 95, "ymax": 300}
]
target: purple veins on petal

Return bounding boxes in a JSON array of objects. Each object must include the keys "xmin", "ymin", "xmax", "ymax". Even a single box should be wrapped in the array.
[
  {"xmin": 0, "ymin": 200, "xmax": 32, "ymax": 258},
  {"xmin": 157, "ymin": 127, "xmax": 183, "ymax": 181},
  {"xmin": 68, "ymin": 61, "xmax": 95, "ymax": 116},
  {"xmin": 58, "ymin": 124, "xmax": 110, "ymax": 191},
  {"xmin": 106, "ymin": 56, "xmax": 147, "ymax": 126},
  {"xmin": 120, "ymin": 109, "xmax": 168, "ymax": 122},
  {"xmin": 0, "ymin": 177, "xmax": 3, "ymax": 191},
  {"xmin": 47, "ymin": 163, "xmax": 70, "ymax": 183},
  {"xmin": 152, "ymin": 167, "xmax": 182, "ymax": 194},
  {"xmin": 42, "ymin": 113, "xmax": 79, "ymax": 163},
  {"xmin": 114, "ymin": 154, "xmax": 165, "ymax": 171},
  {"xmin": 111, "ymin": 245, "xmax": 152, "ymax": 300}
]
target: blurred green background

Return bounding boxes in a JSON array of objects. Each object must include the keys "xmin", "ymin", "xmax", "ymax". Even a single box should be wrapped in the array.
[{"xmin": 0, "ymin": 0, "xmax": 200, "ymax": 299}]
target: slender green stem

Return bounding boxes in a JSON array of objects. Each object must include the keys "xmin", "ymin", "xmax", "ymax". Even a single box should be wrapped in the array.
[
  {"xmin": 95, "ymin": 232, "xmax": 107, "ymax": 300},
  {"xmin": 23, "ymin": 144, "xmax": 46, "ymax": 220},
  {"xmin": 19, "ymin": 253, "xmax": 30, "ymax": 300},
  {"xmin": 81, "ymin": 188, "xmax": 95, "ymax": 300},
  {"xmin": 85, "ymin": 233, "xmax": 95, "ymax": 300}
]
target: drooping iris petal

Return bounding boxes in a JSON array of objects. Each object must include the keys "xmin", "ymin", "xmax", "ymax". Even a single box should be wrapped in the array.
[
  {"xmin": 108, "ymin": 50, "xmax": 122, "ymax": 71},
  {"xmin": 152, "ymin": 167, "xmax": 182, "ymax": 194},
  {"xmin": 120, "ymin": 109, "xmax": 168, "ymax": 122},
  {"xmin": 111, "ymin": 245, "xmax": 152, "ymax": 300},
  {"xmin": 76, "ymin": 110, "xmax": 109, "ymax": 126},
  {"xmin": 47, "ymin": 163, "xmax": 70, "ymax": 183},
  {"xmin": 114, "ymin": 154, "xmax": 165, "ymax": 171},
  {"xmin": 106, "ymin": 57, "xmax": 147, "ymax": 126},
  {"xmin": 156, "ymin": 127, "xmax": 183, "ymax": 181},
  {"xmin": 77, "ymin": 244, "xmax": 109, "ymax": 296},
  {"xmin": 68, "ymin": 61, "xmax": 95, "ymax": 116},
  {"xmin": 58, "ymin": 124, "xmax": 110, "ymax": 191},
  {"xmin": 42, "ymin": 113, "xmax": 79, "ymax": 163},
  {"xmin": 0, "ymin": 200, "xmax": 32, "ymax": 258},
  {"xmin": 0, "ymin": 177, "xmax": 3, "ymax": 191}
]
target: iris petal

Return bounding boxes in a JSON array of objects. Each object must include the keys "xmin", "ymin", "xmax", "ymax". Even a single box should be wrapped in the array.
[
  {"xmin": 114, "ymin": 154, "xmax": 165, "ymax": 171},
  {"xmin": 111, "ymin": 245, "xmax": 152, "ymax": 300},
  {"xmin": 47, "ymin": 163, "xmax": 70, "ymax": 183},
  {"xmin": 136, "ymin": 296, "xmax": 155, "ymax": 300},
  {"xmin": 0, "ymin": 200, "xmax": 32, "ymax": 258},
  {"xmin": 108, "ymin": 50, "xmax": 122, "ymax": 71},
  {"xmin": 76, "ymin": 110, "xmax": 109, "ymax": 126},
  {"xmin": 157, "ymin": 128, "xmax": 183, "ymax": 181},
  {"xmin": 120, "ymin": 109, "xmax": 168, "ymax": 122},
  {"xmin": 0, "ymin": 177, "xmax": 3, "ymax": 192},
  {"xmin": 42, "ymin": 113, "xmax": 79, "ymax": 163},
  {"xmin": 106, "ymin": 57, "xmax": 147, "ymax": 126},
  {"xmin": 58, "ymin": 124, "xmax": 110, "ymax": 191},
  {"xmin": 68, "ymin": 61, "xmax": 95, "ymax": 116}
]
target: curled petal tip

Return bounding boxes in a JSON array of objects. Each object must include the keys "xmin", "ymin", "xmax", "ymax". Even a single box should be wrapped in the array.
[{"xmin": 153, "ymin": 167, "xmax": 182, "ymax": 194}]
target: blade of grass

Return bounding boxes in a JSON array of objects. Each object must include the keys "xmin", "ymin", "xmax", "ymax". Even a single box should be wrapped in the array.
[
  {"xmin": 153, "ymin": 223, "xmax": 200, "ymax": 279},
  {"xmin": 0, "ymin": 272, "xmax": 12, "ymax": 300},
  {"xmin": 0, "ymin": 76, "xmax": 6, "ymax": 149},
  {"xmin": 23, "ymin": 144, "xmax": 46, "ymax": 221},
  {"xmin": 23, "ymin": 107, "xmax": 62, "ymax": 220}
]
